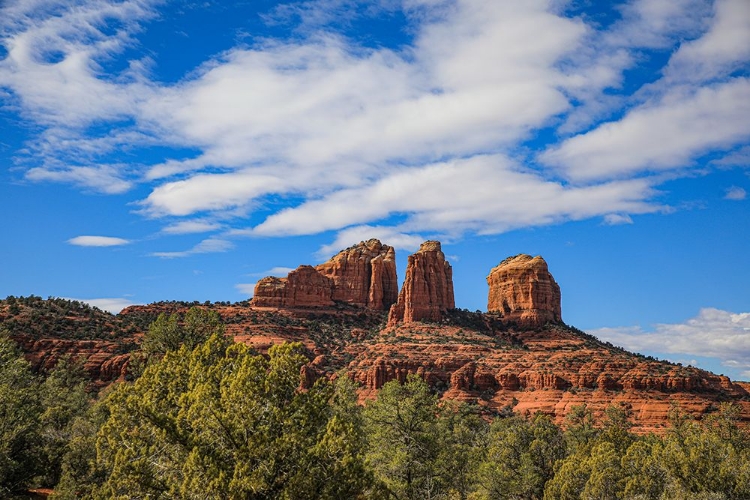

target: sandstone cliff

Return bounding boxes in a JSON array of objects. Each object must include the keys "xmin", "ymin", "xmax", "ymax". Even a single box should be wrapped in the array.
[
  {"xmin": 388, "ymin": 241, "xmax": 455, "ymax": 326},
  {"xmin": 253, "ymin": 239, "xmax": 397, "ymax": 310},
  {"xmin": 487, "ymin": 254, "xmax": 562, "ymax": 328}
]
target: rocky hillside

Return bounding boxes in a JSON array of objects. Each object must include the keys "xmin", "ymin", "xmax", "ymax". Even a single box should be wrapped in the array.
[{"xmin": 2, "ymin": 239, "xmax": 749, "ymax": 432}]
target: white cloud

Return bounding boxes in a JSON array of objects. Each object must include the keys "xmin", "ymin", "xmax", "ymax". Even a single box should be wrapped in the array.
[
  {"xmin": 69, "ymin": 297, "xmax": 137, "ymax": 314},
  {"xmin": 151, "ymin": 237, "xmax": 233, "ymax": 258},
  {"xmin": 317, "ymin": 225, "xmax": 425, "ymax": 258},
  {"xmin": 724, "ymin": 186, "xmax": 746, "ymax": 200},
  {"xmin": 4, "ymin": 0, "xmax": 584, "ymax": 218},
  {"xmin": 712, "ymin": 146, "xmax": 750, "ymax": 168},
  {"xmin": 142, "ymin": 170, "xmax": 288, "ymax": 216},
  {"xmin": 603, "ymin": 214, "xmax": 634, "ymax": 225},
  {"xmin": 161, "ymin": 220, "xmax": 222, "ymax": 234},
  {"xmin": 1, "ymin": 0, "xmax": 748, "ymax": 246},
  {"xmin": 252, "ymin": 154, "xmax": 661, "ymax": 238},
  {"xmin": 542, "ymin": 79, "xmax": 750, "ymax": 181},
  {"xmin": 26, "ymin": 164, "xmax": 133, "ymax": 194},
  {"xmin": 68, "ymin": 235, "xmax": 130, "ymax": 247},
  {"xmin": 250, "ymin": 266, "xmax": 296, "ymax": 278},
  {"xmin": 235, "ymin": 283, "xmax": 256, "ymax": 296},
  {"xmin": 590, "ymin": 308, "xmax": 750, "ymax": 379},
  {"xmin": 606, "ymin": 0, "xmax": 712, "ymax": 50},
  {"xmin": 664, "ymin": 0, "xmax": 750, "ymax": 83}
]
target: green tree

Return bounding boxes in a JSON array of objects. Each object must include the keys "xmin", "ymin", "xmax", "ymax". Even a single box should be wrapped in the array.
[
  {"xmin": 657, "ymin": 406, "xmax": 750, "ymax": 499},
  {"xmin": 435, "ymin": 401, "xmax": 488, "ymax": 499},
  {"xmin": 0, "ymin": 329, "xmax": 42, "ymax": 495},
  {"xmin": 563, "ymin": 404, "xmax": 597, "ymax": 453},
  {"xmin": 363, "ymin": 374, "xmax": 441, "ymax": 500},
  {"xmin": 37, "ymin": 356, "xmax": 90, "ymax": 488},
  {"xmin": 140, "ymin": 307, "xmax": 224, "ymax": 360},
  {"xmin": 478, "ymin": 413, "xmax": 565, "ymax": 499},
  {"xmin": 50, "ymin": 394, "xmax": 112, "ymax": 499},
  {"xmin": 544, "ymin": 404, "xmax": 634, "ymax": 500},
  {"xmin": 620, "ymin": 438, "xmax": 666, "ymax": 499},
  {"xmin": 92, "ymin": 335, "xmax": 369, "ymax": 499}
]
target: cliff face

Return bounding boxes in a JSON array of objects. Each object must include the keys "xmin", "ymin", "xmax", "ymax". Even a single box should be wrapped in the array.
[
  {"xmin": 253, "ymin": 239, "xmax": 397, "ymax": 310},
  {"xmin": 487, "ymin": 254, "xmax": 562, "ymax": 328},
  {"xmin": 388, "ymin": 241, "xmax": 455, "ymax": 326}
]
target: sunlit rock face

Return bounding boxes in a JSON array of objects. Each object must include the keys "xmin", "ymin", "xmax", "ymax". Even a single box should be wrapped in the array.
[
  {"xmin": 388, "ymin": 240, "xmax": 455, "ymax": 326},
  {"xmin": 253, "ymin": 239, "xmax": 397, "ymax": 310},
  {"xmin": 486, "ymin": 254, "xmax": 561, "ymax": 328}
]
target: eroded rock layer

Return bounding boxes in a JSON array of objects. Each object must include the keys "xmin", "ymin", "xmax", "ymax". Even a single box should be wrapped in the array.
[
  {"xmin": 253, "ymin": 239, "xmax": 397, "ymax": 310},
  {"xmin": 487, "ymin": 254, "xmax": 562, "ymax": 327},
  {"xmin": 388, "ymin": 240, "xmax": 455, "ymax": 325}
]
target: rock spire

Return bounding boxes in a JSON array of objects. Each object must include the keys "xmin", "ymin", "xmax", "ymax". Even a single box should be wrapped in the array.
[{"xmin": 387, "ymin": 240, "xmax": 455, "ymax": 326}]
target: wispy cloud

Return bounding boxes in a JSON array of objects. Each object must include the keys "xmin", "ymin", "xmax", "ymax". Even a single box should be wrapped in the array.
[
  {"xmin": 725, "ymin": 186, "xmax": 746, "ymax": 200},
  {"xmin": 68, "ymin": 235, "xmax": 130, "ymax": 247},
  {"xmin": 603, "ymin": 214, "xmax": 634, "ymax": 226},
  {"xmin": 590, "ymin": 308, "xmax": 750, "ymax": 379},
  {"xmin": 235, "ymin": 283, "xmax": 256, "ymax": 296},
  {"xmin": 249, "ymin": 266, "xmax": 296, "ymax": 278},
  {"xmin": 1, "ymin": 0, "xmax": 748, "ymax": 251},
  {"xmin": 317, "ymin": 225, "xmax": 425, "ymax": 258},
  {"xmin": 68, "ymin": 297, "xmax": 137, "ymax": 314},
  {"xmin": 541, "ymin": 80, "xmax": 750, "ymax": 181},
  {"xmin": 151, "ymin": 237, "xmax": 233, "ymax": 258},
  {"xmin": 253, "ymin": 155, "xmax": 660, "ymax": 238},
  {"xmin": 161, "ymin": 220, "xmax": 223, "ymax": 235}
]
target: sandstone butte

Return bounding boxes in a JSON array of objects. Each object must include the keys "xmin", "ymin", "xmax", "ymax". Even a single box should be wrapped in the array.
[
  {"xmin": 487, "ymin": 254, "xmax": 562, "ymax": 328},
  {"xmin": 2, "ymin": 240, "xmax": 749, "ymax": 433},
  {"xmin": 253, "ymin": 238, "xmax": 398, "ymax": 310}
]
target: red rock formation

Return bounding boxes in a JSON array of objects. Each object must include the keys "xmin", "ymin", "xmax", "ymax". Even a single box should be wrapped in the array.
[
  {"xmin": 487, "ymin": 254, "xmax": 562, "ymax": 328},
  {"xmin": 285, "ymin": 265, "xmax": 335, "ymax": 307},
  {"xmin": 11, "ymin": 335, "xmax": 131, "ymax": 384},
  {"xmin": 252, "ymin": 277, "xmax": 287, "ymax": 308},
  {"xmin": 388, "ymin": 241, "xmax": 455, "ymax": 326},
  {"xmin": 317, "ymin": 238, "xmax": 398, "ymax": 309},
  {"xmin": 253, "ymin": 239, "xmax": 397, "ymax": 310}
]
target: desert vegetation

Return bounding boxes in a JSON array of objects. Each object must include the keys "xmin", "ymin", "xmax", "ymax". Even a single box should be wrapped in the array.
[{"xmin": 1, "ymin": 309, "xmax": 748, "ymax": 499}]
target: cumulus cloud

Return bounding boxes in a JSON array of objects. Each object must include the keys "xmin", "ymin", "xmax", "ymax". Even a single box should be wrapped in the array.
[
  {"xmin": 724, "ymin": 186, "xmax": 746, "ymax": 200},
  {"xmin": 68, "ymin": 235, "xmax": 130, "ymax": 247},
  {"xmin": 151, "ymin": 238, "xmax": 233, "ymax": 258},
  {"xmin": 590, "ymin": 308, "xmax": 750, "ymax": 379}
]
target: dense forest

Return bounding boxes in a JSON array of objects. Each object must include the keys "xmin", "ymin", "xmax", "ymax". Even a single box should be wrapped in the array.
[{"xmin": 1, "ymin": 308, "xmax": 748, "ymax": 499}]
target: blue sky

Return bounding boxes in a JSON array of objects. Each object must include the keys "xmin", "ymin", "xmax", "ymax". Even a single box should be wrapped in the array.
[{"xmin": 1, "ymin": 0, "xmax": 749, "ymax": 379}]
